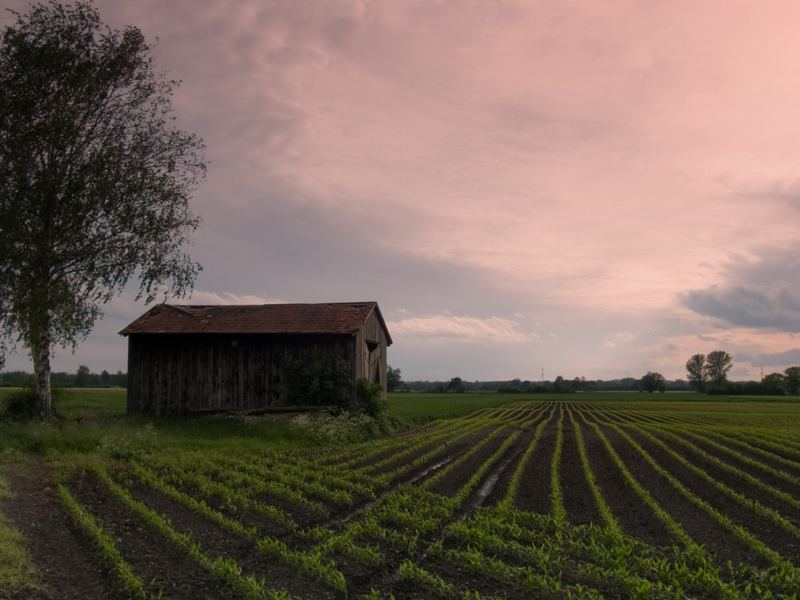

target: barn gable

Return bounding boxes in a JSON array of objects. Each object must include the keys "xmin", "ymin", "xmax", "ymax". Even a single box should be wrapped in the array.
[{"xmin": 121, "ymin": 302, "xmax": 392, "ymax": 415}]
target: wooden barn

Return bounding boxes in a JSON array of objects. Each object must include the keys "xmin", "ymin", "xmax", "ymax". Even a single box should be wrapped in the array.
[{"xmin": 120, "ymin": 302, "xmax": 392, "ymax": 415}]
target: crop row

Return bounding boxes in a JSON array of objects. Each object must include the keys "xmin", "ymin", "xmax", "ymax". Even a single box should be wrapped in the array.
[{"xmin": 52, "ymin": 399, "xmax": 800, "ymax": 598}]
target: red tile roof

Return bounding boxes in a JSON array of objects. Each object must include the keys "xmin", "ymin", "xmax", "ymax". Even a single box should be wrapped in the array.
[{"xmin": 120, "ymin": 302, "xmax": 391, "ymax": 343}]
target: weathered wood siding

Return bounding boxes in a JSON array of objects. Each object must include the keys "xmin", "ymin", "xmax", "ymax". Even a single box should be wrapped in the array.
[
  {"xmin": 354, "ymin": 308, "xmax": 389, "ymax": 397},
  {"xmin": 127, "ymin": 334, "xmax": 356, "ymax": 415}
]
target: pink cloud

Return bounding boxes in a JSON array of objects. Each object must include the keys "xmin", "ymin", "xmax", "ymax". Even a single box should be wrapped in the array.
[
  {"xmin": 388, "ymin": 314, "xmax": 533, "ymax": 343},
  {"xmin": 5, "ymin": 1, "xmax": 800, "ymax": 379}
]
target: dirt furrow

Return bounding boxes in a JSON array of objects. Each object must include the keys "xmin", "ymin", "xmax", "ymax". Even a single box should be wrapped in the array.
[
  {"xmin": 513, "ymin": 413, "xmax": 559, "ymax": 514},
  {"xmin": 574, "ymin": 414, "xmax": 672, "ymax": 547},
  {"xmin": 596, "ymin": 424, "xmax": 767, "ymax": 567},
  {"xmin": 682, "ymin": 432, "xmax": 800, "ymax": 497},
  {"xmin": 68, "ymin": 471, "xmax": 239, "ymax": 599},
  {"xmin": 625, "ymin": 428, "xmax": 800, "ymax": 564},
  {"xmin": 0, "ymin": 462, "xmax": 122, "ymax": 600},
  {"xmin": 560, "ymin": 409, "xmax": 601, "ymax": 526},
  {"xmin": 648, "ymin": 428, "xmax": 800, "ymax": 526},
  {"xmin": 426, "ymin": 430, "xmax": 512, "ymax": 496},
  {"xmin": 120, "ymin": 470, "xmax": 338, "ymax": 599}
]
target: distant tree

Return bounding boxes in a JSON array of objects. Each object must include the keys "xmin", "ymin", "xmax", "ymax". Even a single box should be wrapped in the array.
[
  {"xmin": 386, "ymin": 365, "xmax": 402, "ymax": 392},
  {"xmin": 640, "ymin": 371, "xmax": 666, "ymax": 393},
  {"xmin": 115, "ymin": 370, "xmax": 127, "ymax": 388},
  {"xmin": 447, "ymin": 377, "xmax": 465, "ymax": 393},
  {"xmin": 685, "ymin": 354, "xmax": 706, "ymax": 392},
  {"xmin": 0, "ymin": 2, "xmax": 205, "ymax": 419},
  {"xmin": 99, "ymin": 369, "xmax": 111, "ymax": 386},
  {"xmin": 704, "ymin": 350, "xmax": 733, "ymax": 390},
  {"xmin": 784, "ymin": 366, "xmax": 800, "ymax": 395},
  {"xmin": 74, "ymin": 365, "xmax": 90, "ymax": 388},
  {"xmin": 762, "ymin": 372, "xmax": 786, "ymax": 394}
]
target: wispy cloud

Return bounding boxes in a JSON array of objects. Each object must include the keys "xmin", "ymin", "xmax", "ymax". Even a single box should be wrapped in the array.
[
  {"xmin": 388, "ymin": 314, "xmax": 533, "ymax": 343},
  {"xmin": 602, "ymin": 332, "xmax": 635, "ymax": 348},
  {"xmin": 187, "ymin": 291, "xmax": 285, "ymax": 305}
]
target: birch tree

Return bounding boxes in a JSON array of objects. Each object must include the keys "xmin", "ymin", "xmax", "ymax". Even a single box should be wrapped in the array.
[{"xmin": 0, "ymin": 1, "xmax": 205, "ymax": 419}]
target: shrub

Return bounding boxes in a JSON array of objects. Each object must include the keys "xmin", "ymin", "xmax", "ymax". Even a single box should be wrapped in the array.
[
  {"xmin": 1, "ymin": 388, "xmax": 38, "ymax": 421},
  {"xmin": 280, "ymin": 350, "xmax": 350, "ymax": 408},
  {"xmin": 356, "ymin": 378, "xmax": 386, "ymax": 418},
  {"xmin": 1, "ymin": 386, "xmax": 64, "ymax": 421}
]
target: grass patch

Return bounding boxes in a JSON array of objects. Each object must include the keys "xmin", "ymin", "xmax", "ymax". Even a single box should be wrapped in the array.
[
  {"xmin": 0, "ymin": 388, "xmax": 329, "ymax": 459},
  {"xmin": 2, "ymin": 389, "xmax": 798, "ymax": 458},
  {"xmin": 387, "ymin": 393, "xmax": 520, "ymax": 423}
]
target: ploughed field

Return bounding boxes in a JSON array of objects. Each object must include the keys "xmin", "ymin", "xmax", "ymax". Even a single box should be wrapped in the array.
[{"xmin": 6, "ymin": 399, "xmax": 800, "ymax": 599}]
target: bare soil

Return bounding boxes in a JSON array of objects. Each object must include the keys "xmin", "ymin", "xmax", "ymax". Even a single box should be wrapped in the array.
[
  {"xmin": 121, "ymin": 471, "xmax": 338, "ymax": 599},
  {"xmin": 68, "ymin": 471, "xmax": 239, "ymax": 599},
  {"xmin": 513, "ymin": 416, "xmax": 558, "ymax": 514},
  {"xmin": 476, "ymin": 412, "xmax": 550, "ymax": 509},
  {"xmin": 577, "ymin": 416, "xmax": 673, "ymax": 547},
  {"xmin": 651, "ymin": 430, "xmax": 800, "ymax": 526},
  {"xmin": 596, "ymin": 424, "xmax": 765, "ymax": 567},
  {"xmin": 560, "ymin": 415, "xmax": 602, "ymax": 525},
  {"xmin": 626, "ymin": 428, "xmax": 800, "ymax": 563},
  {"xmin": 425, "ymin": 429, "xmax": 511, "ymax": 497},
  {"xmin": 0, "ymin": 460, "xmax": 122, "ymax": 600},
  {"xmin": 686, "ymin": 434, "xmax": 800, "ymax": 497}
]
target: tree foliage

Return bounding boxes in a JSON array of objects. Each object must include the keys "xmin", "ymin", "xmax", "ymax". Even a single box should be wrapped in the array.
[
  {"xmin": 761, "ymin": 372, "xmax": 785, "ymax": 394},
  {"xmin": 640, "ymin": 371, "xmax": 666, "ymax": 393},
  {"xmin": 784, "ymin": 366, "xmax": 800, "ymax": 395},
  {"xmin": 386, "ymin": 365, "xmax": 402, "ymax": 392},
  {"xmin": 447, "ymin": 377, "xmax": 466, "ymax": 393},
  {"xmin": 685, "ymin": 354, "xmax": 706, "ymax": 392},
  {"xmin": 0, "ymin": 1, "xmax": 205, "ymax": 418},
  {"xmin": 703, "ymin": 350, "xmax": 733, "ymax": 391}
]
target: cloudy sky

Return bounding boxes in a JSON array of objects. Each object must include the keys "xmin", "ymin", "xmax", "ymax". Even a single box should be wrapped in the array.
[{"xmin": 5, "ymin": 0, "xmax": 800, "ymax": 381}]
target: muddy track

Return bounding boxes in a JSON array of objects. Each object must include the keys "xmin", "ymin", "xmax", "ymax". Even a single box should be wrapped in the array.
[
  {"xmin": 0, "ymin": 462, "xmax": 123, "ymax": 600},
  {"xmin": 373, "ymin": 424, "xmax": 495, "ymax": 480},
  {"xmin": 460, "ymin": 419, "xmax": 546, "ymax": 514},
  {"xmin": 426, "ymin": 429, "xmax": 512, "ymax": 496}
]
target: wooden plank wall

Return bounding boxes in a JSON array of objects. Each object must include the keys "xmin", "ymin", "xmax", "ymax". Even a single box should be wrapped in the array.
[
  {"xmin": 354, "ymin": 309, "xmax": 389, "ymax": 398},
  {"xmin": 127, "ymin": 334, "xmax": 355, "ymax": 415}
]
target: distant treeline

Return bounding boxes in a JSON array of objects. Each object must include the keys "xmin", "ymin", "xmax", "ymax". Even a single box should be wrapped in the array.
[
  {"xmin": 401, "ymin": 377, "xmax": 687, "ymax": 393},
  {"xmin": 0, "ymin": 366, "xmax": 126, "ymax": 388},
  {"xmin": 401, "ymin": 376, "xmax": 794, "ymax": 395}
]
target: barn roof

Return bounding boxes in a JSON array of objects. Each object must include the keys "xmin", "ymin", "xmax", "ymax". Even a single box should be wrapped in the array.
[{"xmin": 120, "ymin": 302, "xmax": 392, "ymax": 344}]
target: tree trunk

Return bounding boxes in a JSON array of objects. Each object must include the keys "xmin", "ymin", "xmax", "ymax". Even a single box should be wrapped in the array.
[{"xmin": 31, "ymin": 325, "xmax": 53, "ymax": 420}]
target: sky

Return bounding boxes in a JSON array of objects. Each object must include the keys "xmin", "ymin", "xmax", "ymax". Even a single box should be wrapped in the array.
[{"xmin": 5, "ymin": 0, "xmax": 800, "ymax": 381}]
